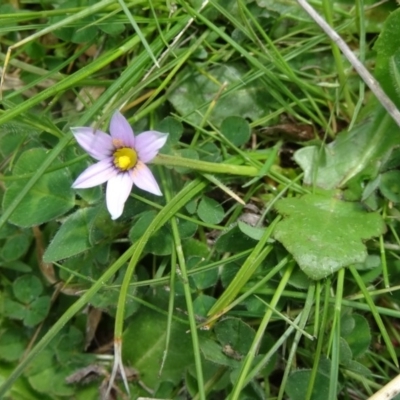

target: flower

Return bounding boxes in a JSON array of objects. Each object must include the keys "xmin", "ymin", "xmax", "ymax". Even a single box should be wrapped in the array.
[{"xmin": 71, "ymin": 111, "xmax": 168, "ymax": 220}]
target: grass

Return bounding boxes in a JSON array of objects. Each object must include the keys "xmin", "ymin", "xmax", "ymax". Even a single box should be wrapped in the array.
[{"xmin": 0, "ymin": 1, "xmax": 400, "ymax": 399}]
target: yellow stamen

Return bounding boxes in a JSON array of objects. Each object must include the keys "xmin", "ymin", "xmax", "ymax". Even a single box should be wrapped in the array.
[{"xmin": 113, "ymin": 147, "xmax": 137, "ymax": 171}]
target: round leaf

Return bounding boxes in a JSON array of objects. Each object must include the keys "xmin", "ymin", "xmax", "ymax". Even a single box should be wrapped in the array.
[
  {"xmin": 43, "ymin": 208, "xmax": 97, "ymax": 263},
  {"xmin": 216, "ymin": 225, "xmax": 257, "ymax": 253},
  {"xmin": 24, "ymin": 296, "xmax": 51, "ymax": 327},
  {"xmin": 379, "ymin": 170, "xmax": 400, "ymax": 202},
  {"xmin": 197, "ymin": 196, "xmax": 224, "ymax": 224},
  {"xmin": 13, "ymin": 275, "xmax": 43, "ymax": 303},
  {"xmin": 188, "ymin": 256, "xmax": 218, "ymax": 290},
  {"xmin": 342, "ymin": 314, "xmax": 371, "ymax": 358},
  {"xmin": 177, "ymin": 219, "xmax": 198, "ymax": 239},
  {"xmin": 285, "ymin": 369, "xmax": 331, "ymax": 400},
  {"xmin": 274, "ymin": 192, "xmax": 386, "ymax": 280},
  {"xmin": 193, "ymin": 294, "xmax": 216, "ymax": 317},
  {"xmin": 156, "ymin": 117, "xmax": 183, "ymax": 145},
  {"xmin": 1, "ymin": 232, "xmax": 31, "ymax": 261},
  {"xmin": 168, "ymin": 64, "xmax": 272, "ymax": 127},
  {"xmin": 215, "ymin": 318, "xmax": 255, "ymax": 355},
  {"xmin": 339, "ymin": 337, "xmax": 353, "ymax": 367},
  {"xmin": 3, "ymin": 298, "xmax": 26, "ymax": 320},
  {"xmin": 28, "ymin": 368, "xmax": 74, "ymax": 397},
  {"xmin": 99, "ymin": 22, "xmax": 125, "ymax": 36},
  {"xmin": 123, "ymin": 308, "xmax": 195, "ymax": 389},
  {"xmin": 0, "ymin": 330, "xmax": 27, "ymax": 361},
  {"xmin": 129, "ymin": 211, "xmax": 173, "ymax": 255},
  {"xmin": 221, "ymin": 116, "xmax": 250, "ymax": 146},
  {"xmin": 3, "ymin": 148, "xmax": 75, "ymax": 227}
]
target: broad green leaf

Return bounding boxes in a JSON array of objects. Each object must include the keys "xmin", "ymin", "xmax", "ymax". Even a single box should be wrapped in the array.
[
  {"xmin": 379, "ymin": 170, "xmax": 400, "ymax": 202},
  {"xmin": 24, "ymin": 296, "xmax": 51, "ymax": 327},
  {"xmin": 221, "ymin": 116, "xmax": 250, "ymax": 146},
  {"xmin": 93, "ymin": 266, "xmax": 141, "ymax": 319},
  {"xmin": 3, "ymin": 299, "xmax": 25, "ymax": 320},
  {"xmin": 25, "ymin": 42, "xmax": 46, "ymax": 60},
  {"xmin": 98, "ymin": 21, "xmax": 125, "ymax": 36},
  {"xmin": 156, "ymin": 116, "xmax": 183, "ymax": 145},
  {"xmin": 0, "ymin": 261, "xmax": 32, "ymax": 272},
  {"xmin": 354, "ymin": 254, "xmax": 381, "ymax": 271},
  {"xmin": 13, "ymin": 275, "xmax": 43, "ymax": 303},
  {"xmin": 215, "ymin": 318, "xmax": 255, "ymax": 356},
  {"xmin": 54, "ymin": 327, "xmax": 86, "ymax": 364},
  {"xmin": 363, "ymin": 1, "xmax": 397, "ymax": 34},
  {"xmin": 342, "ymin": 314, "xmax": 371, "ymax": 358},
  {"xmin": 238, "ymin": 220, "xmax": 265, "ymax": 240},
  {"xmin": 193, "ymin": 294, "xmax": 216, "ymax": 317},
  {"xmin": 362, "ymin": 175, "xmax": 381, "ymax": 203},
  {"xmin": 129, "ymin": 211, "xmax": 173, "ymax": 256},
  {"xmin": 1, "ymin": 231, "xmax": 32, "ymax": 261},
  {"xmin": 177, "ymin": 218, "xmax": 198, "ymax": 239},
  {"xmin": 75, "ymin": 185, "xmax": 102, "ymax": 205},
  {"xmin": 88, "ymin": 205, "xmax": 123, "ymax": 245},
  {"xmin": 188, "ymin": 256, "xmax": 218, "ymax": 290},
  {"xmin": 294, "ymin": 111, "xmax": 400, "ymax": 190},
  {"xmin": 256, "ymin": 0, "xmax": 310, "ymax": 20},
  {"xmin": 0, "ymin": 122, "xmax": 40, "ymax": 159},
  {"xmin": 185, "ymin": 199, "xmax": 198, "ymax": 215},
  {"xmin": 24, "ymin": 349, "xmax": 56, "ymax": 377},
  {"xmin": 0, "ymin": 363, "xmax": 38, "ymax": 400},
  {"xmin": 0, "ymin": 223, "xmax": 17, "ymax": 239},
  {"xmin": 3, "ymin": 148, "xmax": 75, "ymax": 227},
  {"xmin": 340, "ymin": 313, "xmax": 356, "ymax": 337},
  {"xmin": 123, "ymin": 307, "xmax": 195, "ymax": 389},
  {"xmin": 168, "ymin": 64, "xmax": 272, "ymax": 127},
  {"xmin": 339, "ymin": 337, "xmax": 352, "ymax": 367},
  {"xmin": 286, "ymin": 267, "xmax": 311, "ymax": 290},
  {"xmin": 154, "ymin": 382, "xmax": 177, "ymax": 399},
  {"xmin": 198, "ymin": 142, "xmax": 221, "ymax": 162},
  {"xmin": 28, "ymin": 369, "xmax": 75, "ymax": 397},
  {"xmin": 43, "ymin": 208, "xmax": 97, "ymax": 262},
  {"xmin": 273, "ymin": 193, "xmax": 386, "ymax": 280},
  {"xmin": 216, "ymin": 224, "xmax": 257, "ymax": 253},
  {"xmin": 50, "ymin": 0, "xmax": 98, "ymax": 44},
  {"xmin": 197, "ymin": 196, "xmax": 224, "ymax": 224},
  {"xmin": 345, "ymin": 360, "xmax": 372, "ymax": 376},
  {"xmin": 199, "ymin": 337, "xmax": 239, "ymax": 368},
  {"xmin": 185, "ymin": 360, "xmax": 229, "ymax": 398},
  {"xmin": 374, "ymin": 8, "xmax": 400, "ymax": 107},
  {"xmin": 220, "ymin": 260, "xmax": 242, "ymax": 288},
  {"xmin": 381, "ymin": 146, "xmax": 400, "ymax": 171},
  {"xmin": 285, "ymin": 369, "xmax": 331, "ymax": 400},
  {"xmin": 183, "ymin": 238, "xmax": 210, "ymax": 258},
  {"xmin": 146, "ymin": 229, "xmax": 173, "ymax": 255},
  {"xmin": 0, "ymin": 329, "xmax": 28, "ymax": 361}
]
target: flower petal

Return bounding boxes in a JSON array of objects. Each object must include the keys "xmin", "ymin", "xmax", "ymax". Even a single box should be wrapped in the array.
[
  {"xmin": 72, "ymin": 158, "xmax": 116, "ymax": 189},
  {"xmin": 106, "ymin": 173, "xmax": 134, "ymax": 220},
  {"xmin": 109, "ymin": 111, "xmax": 135, "ymax": 148},
  {"xmin": 71, "ymin": 127, "xmax": 114, "ymax": 160},
  {"xmin": 131, "ymin": 161, "xmax": 162, "ymax": 196},
  {"xmin": 135, "ymin": 131, "xmax": 168, "ymax": 163}
]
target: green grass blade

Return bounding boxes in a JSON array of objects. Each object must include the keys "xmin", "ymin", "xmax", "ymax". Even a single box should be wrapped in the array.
[
  {"xmin": 207, "ymin": 218, "xmax": 280, "ymax": 318},
  {"xmin": 350, "ymin": 266, "xmax": 399, "ymax": 367},
  {"xmin": 229, "ymin": 263, "xmax": 295, "ymax": 400},
  {"xmin": 0, "ymin": 179, "xmax": 207, "ymax": 396}
]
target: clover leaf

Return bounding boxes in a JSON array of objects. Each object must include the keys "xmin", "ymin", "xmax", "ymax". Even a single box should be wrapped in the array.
[{"xmin": 273, "ymin": 192, "xmax": 386, "ymax": 280}]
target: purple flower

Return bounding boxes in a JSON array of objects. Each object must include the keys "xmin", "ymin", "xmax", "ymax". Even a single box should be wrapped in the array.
[{"xmin": 72, "ymin": 111, "xmax": 168, "ymax": 220}]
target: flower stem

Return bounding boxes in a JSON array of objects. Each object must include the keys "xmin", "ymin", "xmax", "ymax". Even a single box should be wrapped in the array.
[{"xmin": 154, "ymin": 154, "xmax": 259, "ymax": 176}]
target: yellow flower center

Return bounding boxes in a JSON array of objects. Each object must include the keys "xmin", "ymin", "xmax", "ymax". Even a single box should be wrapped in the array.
[{"xmin": 113, "ymin": 147, "xmax": 137, "ymax": 171}]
